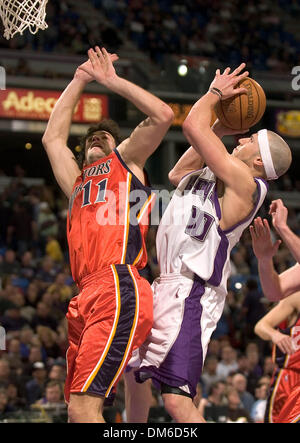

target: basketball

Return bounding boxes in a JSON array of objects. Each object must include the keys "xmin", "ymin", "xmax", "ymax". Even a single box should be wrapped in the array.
[{"xmin": 214, "ymin": 77, "xmax": 266, "ymax": 131}]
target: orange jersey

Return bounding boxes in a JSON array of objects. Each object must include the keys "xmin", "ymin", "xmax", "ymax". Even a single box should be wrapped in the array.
[
  {"xmin": 272, "ymin": 315, "xmax": 300, "ymax": 370},
  {"xmin": 67, "ymin": 149, "xmax": 155, "ymax": 284},
  {"xmin": 266, "ymin": 315, "xmax": 300, "ymax": 423}
]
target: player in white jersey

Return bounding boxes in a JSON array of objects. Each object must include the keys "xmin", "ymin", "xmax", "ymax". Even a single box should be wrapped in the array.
[{"xmin": 125, "ymin": 64, "xmax": 292, "ymax": 423}]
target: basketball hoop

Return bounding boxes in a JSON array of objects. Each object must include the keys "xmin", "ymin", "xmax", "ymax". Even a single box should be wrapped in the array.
[{"xmin": 0, "ymin": 0, "xmax": 48, "ymax": 40}]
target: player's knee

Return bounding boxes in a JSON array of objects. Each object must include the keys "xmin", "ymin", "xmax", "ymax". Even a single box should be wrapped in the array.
[
  {"xmin": 163, "ymin": 393, "xmax": 182, "ymax": 416},
  {"xmin": 67, "ymin": 395, "xmax": 91, "ymax": 423},
  {"xmin": 68, "ymin": 401, "xmax": 83, "ymax": 423}
]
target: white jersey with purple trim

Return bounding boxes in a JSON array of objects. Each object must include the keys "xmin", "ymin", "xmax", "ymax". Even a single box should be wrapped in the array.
[
  {"xmin": 132, "ymin": 168, "xmax": 268, "ymax": 393},
  {"xmin": 157, "ymin": 166, "xmax": 268, "ymax": 295}
]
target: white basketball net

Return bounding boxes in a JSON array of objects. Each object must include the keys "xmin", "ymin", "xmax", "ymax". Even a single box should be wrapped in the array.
[{"xmin": 0, "ymin": 0, "xmax": 48, "ymax": 40}]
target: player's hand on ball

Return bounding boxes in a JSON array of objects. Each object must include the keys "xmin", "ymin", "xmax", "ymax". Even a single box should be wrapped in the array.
[
  {"xmin": 78, "ymin": 46, "xmax": 118, "ymax": 85},
  {"xmin": 209, "ymin": 63, "xmax": 249, "ymax": 100}
]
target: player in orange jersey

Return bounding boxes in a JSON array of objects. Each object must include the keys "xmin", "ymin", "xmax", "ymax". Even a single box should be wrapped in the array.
[
  {"xmin": 255, "ymin": 291, "xmax": 300, "ymax": 423},
  {"xmin": 42, "ymin": 46, "xmax": 174, "ymax": 423}
]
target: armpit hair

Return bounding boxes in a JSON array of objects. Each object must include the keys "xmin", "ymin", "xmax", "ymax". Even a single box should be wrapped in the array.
[{"xmin": 251, "ymin": 187, "xmax": 258, "ymax": 206}]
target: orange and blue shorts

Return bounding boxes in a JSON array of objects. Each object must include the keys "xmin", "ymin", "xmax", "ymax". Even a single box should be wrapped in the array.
[{"xmin": 64, "ymin": 264, "xmax": 153, "ymax": 404}]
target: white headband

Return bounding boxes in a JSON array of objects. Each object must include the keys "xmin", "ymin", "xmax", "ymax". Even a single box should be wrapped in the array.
[{"xmin": 257, "ymin": 129, "xmax": 278, "ymax": 180}]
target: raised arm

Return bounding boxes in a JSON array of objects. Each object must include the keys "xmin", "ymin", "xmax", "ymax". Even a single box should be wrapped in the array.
[
  {"xmin": 168, "ymin": 119, "xmax": 249, "ymax": 187},
  {"xmin": 42, "ymin": 76, "xmax": 84, "ymax": 198},
  {"xmin": 254, "ymin": 292, "xmax": 300, "ymax": 354},
  {"xmin": 250, "ymin": 217, "xmax": 300, "ymax": 301},
  {"xmin": 43, "ymin": 53, "xmax": 118, "ymax": 198},
  {"xmin": 269, "ymin": 199, "xmax": 300, "ymax": 264},
  {"xmin": 79, "ymin": 47, "xmax": 174, "ymax": 169},
  {"xmin": 182, "ymin": 65, "xmax": 256, "ymax": 197}
]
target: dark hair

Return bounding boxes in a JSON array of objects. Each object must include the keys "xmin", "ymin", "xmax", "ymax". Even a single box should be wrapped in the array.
[
  {"xmin": 208, "ymin": 381, "xmax": 223, "ymax": 396},
  {"xmin": 77, "ymin": 119, "xmax": 122, "ymax": 169},
  {"xmin": 246, "ymin": 278, "xmax": 258, "ymax": 291},
  {"xmin": 46, "ymin": 380, "xmax": 62, "ymax": 390}
]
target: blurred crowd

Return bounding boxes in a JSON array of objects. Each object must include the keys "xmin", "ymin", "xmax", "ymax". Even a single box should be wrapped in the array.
[
  {"xmin": 0, "ymin": 169, "xmax": 72, "ymax": 421},
  {"xmin": 98, "ymin": 0, "xmax": 300, "ymax": 70},
  {"xmin": 0, "ymin": 0, "xmax": 122, "ymax": 56},
  {"xmin": 0, "ymin": 0, "xmax": 299, "ymax": 424},
  {"xmin": 1, "ymin": 0, "xmax": 299, "ymax": 73},
  {"xmin": 0, "ymin": 162, "xmax": 299, "ymax": 422}
]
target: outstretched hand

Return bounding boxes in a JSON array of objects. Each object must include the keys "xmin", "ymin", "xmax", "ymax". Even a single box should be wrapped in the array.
[
  {"xmin": 74, "ymin": 49, "xmax": 119, "ymax": 84},
  {"xmin": 249, "ymin": 217, "xmax": 281, "ymax": 260},
  {"xmin": 269, "ymin": 199, "xmax": 288, "ymax": 235},
  {"xmin": 209, "ymin": 63, "xmax": 249, "ymax": 100},
  {"xmin": 78, "ymin": 46, "xmax": 118, "ymax": 85}
]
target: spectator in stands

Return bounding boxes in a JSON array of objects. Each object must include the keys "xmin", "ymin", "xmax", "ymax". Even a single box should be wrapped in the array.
[
  {"xmin": 30, "ymin": 301, "xmax": 58, "ymax": 332},
  {"xmin": 244, "ymin": 348, "xmax": 264, "ymax": 395},
  {"xmin": 207, "ymin": 339, "xmax": 221, "ymax": 358},
  {"xmin": 224, "ymin": 387, "xmax": 252, "ymax": 423},
  {"xmin": 34, "ymin": 380, "xmax": 65, "ymax": 407},
  {"xmin": 231, "ymin": 249, "xmax": 251, "ymax": 276},
  {"xmin": 262, "ymin": 356, "xmax": 275, "ymax": 378},
  {"xmin": 237, "ymin": 353, "xmax": 250, "ymax": 376},
  {"xmin": 39, "ymin": 291, "xmax": 65, "ymax": 325},
  {"xmin": 0, "ymin": 304, "xmax": 29, "ymax": 333},
  {"xmin": 198, "ymin": 381, "xmax": 227, "ymax": 420},
  {"xmin": 6, "ymin": 382, "xmax": 26, "ymax": 410},
  {"xmin": 25, "ymin": 361, "xmax": 48, "ymax": 405},
  {"xmin": 216, "ymin": 345, "xmax": 239, "ymax": 380},
  {"xmin": 6, "ymin": 201, "xmax": 34, "ymax": 256},
  {"xmin": 37, "ymin": 202, "xmax": 59, "ymax": 252},
  {"xmin": 46, "ymin": 273, "xmax": 72, "ymax": 303},
  {"xmin": 19, "ymin": 327, "xmax": 34, "ymax": 360},
  {"xmin": 240, "ymin": 278, "xmax": 267, "ymax": 341},
  {"xmin": 231, "ymin": 373, "xmax": 255, "ymax": 414},
  {"xmin": 2, "ymin": 0, "xmax": 298, "ymax": 76},
  {"xmin": 45, "ymin": 236, "xmax": 64, "ymax": 263},
  {"xmin": 25, "ymin": 282, "xmax": 40, "ymax": 309},
  {"xmin": 22, "ymin": 344, "xmax": 46, "ymax": 377},
  {"xmin": 5, "ymin": 338, "xmax": 23, "ymax": 374},
  {"xmin": 35, "ymin": 257, "xmax": 58, "ymax": 290},
  {"xmin": 250, "ymin": 382, "xmax": 268, "ymax": 423},
  {"xmin": 201, "ymin": 354, "xmax": 221, "ymax": 393},
  {"xmin": 55, "ymin": 318, "xmax": 69, "ymax": 357},
  {"xmin": 20, "ymin": 251, "xmax": 36, "ymax": 282},
  {"xmin": 0, "ymin": 359, "xmax": 12, "ymax": 387},
  {"xmin": 0, "ymin": 388, "xmax": 15, "ymax": 419},
  {"xmin": 48, "ymin": 362, "xmax": 66, "ymax": 383},
  {"xmin": 0, "ymin": 250, "xmax": 21, "ymax": 279},
  {"xmin": 36, "ymin": 326, "xmax": 61, "ymax": 360}
]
